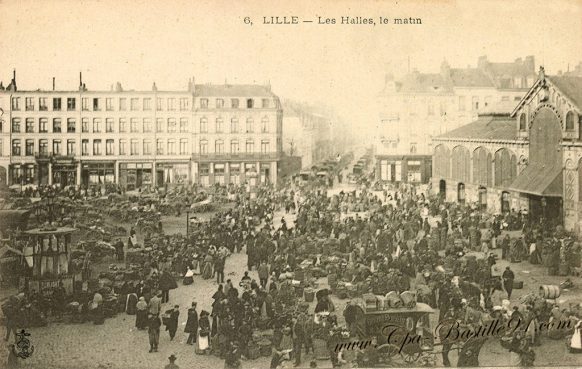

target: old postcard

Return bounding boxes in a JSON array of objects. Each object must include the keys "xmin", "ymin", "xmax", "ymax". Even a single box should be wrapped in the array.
[{"xmin": 0, "ymin": 0, "xmax": 582, "ymax": 368}]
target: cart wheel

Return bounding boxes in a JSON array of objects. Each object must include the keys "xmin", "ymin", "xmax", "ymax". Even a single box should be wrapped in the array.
[
  {"xmin": 401, "ymin": 350, "xmax": 421, "ymax": 364},
  {"xmin": 87, "ymin": 229, "xmax": 103, "ymax": 241},
  {"xmin": 377, "ymin": 343, "xmax": 400, "ymax": 361}
]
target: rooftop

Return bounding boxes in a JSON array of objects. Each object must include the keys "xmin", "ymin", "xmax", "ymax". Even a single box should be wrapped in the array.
[
  {"xmin": 449, "ymin": 68, "xmax": 493, "ymax": 88},
  {"xmin": 547, "ymin": 75, "xmax": 582, "ymax": 109},
  {"xmin": 194, "ymin": 84, "xmax": 275, "ymax": 97},
  {"xmin": 434, "ymin": 114, "xmax": 517, "ymax": 141}
]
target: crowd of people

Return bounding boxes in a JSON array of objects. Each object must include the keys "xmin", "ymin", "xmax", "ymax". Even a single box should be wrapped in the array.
[{"xmin": 5, "ymin": 159, "xmax": 582, "ymax": 368}]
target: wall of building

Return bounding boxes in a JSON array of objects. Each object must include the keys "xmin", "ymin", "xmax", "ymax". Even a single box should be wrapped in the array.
[
  {"xmin": 1, "ymin": 83, "xmax": 283, "ymax": 189},
  {"xmin": 430, "ymin": 139, "xmax": 528, "ymax": 213}
]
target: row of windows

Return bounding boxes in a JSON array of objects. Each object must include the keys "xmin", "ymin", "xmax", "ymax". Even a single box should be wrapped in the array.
[
  {"xmin": 518, "ymin": 111, "xmax": 579, "ymax": 131},
  {"xmin": 10, "ymin": 97, "xmax": 273, "ymax": 112},
  {"xmin": 457, "ymin": 95, "xmax": 522, "ymax": 112},
  {"xmin": 10, "ymin": 138, "xmax": 272, "ymax": 157},
  {"xmin": 198, "ymin": 139, "xmax": 271, "ymax": 155},
  {"xmin": 199, "ymin": 98, "xmax": 270, "ymax": 109},
  {"xmin": 8, "ymin": 116, "xmax": 272, "ymax": 134}
]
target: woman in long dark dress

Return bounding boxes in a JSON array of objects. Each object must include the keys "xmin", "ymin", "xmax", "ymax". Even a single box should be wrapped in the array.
[
  {"xmin": 198, "ymin": 310, "xmax": 211, "ymax": 353},
  {"xmin": 135, "ymin": 297, "xmax": 148, "ymax": 330}
]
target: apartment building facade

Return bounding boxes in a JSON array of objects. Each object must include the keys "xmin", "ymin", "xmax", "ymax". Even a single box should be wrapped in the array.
[
  {"xmin": 0, "ymin": 73, "xmax": 282, "ymax": 189},
  {"xmin": 374, "ymin": 55, "xmax": 537, "ymax": 184}
]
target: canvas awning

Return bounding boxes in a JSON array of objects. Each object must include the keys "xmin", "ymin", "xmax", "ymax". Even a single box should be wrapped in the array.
[{"xmin": 508, "ymin": 164, "xmax": 562, "ymax": 197}]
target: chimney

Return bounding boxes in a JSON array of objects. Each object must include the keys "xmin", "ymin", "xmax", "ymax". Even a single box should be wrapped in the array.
[
  {"xmin": 115, "ymin": 82, "xmax": 123, "ymax": 92},
  {"xmin": 525, "ymin": 56, "xmax": 535, "ymax": 73},
  {"xmin": 152, "ymin": 82, "xmax": 158, "ymax": 91},
  {"xmin": 79, "ymin": 72, "xmax": 83, "ymax": 88},
  {"xmin": 9, "ymin": 69, "xmax": 17, "ymax": 91},
  {"xmin": 52, "ymin": 77, "xmax": 55, "ymax": 91}
]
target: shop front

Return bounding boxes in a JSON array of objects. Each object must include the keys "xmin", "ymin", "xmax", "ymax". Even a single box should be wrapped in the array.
[
  {"xmin": 198, "ymin": 163, "xmax": 210, "ymax": 186},
  {"xmin": 245, "ymin": 163, "xmax": 258, "ymax": 188},
  {"xmin": 214, "ymin": 163, "xmax": 226, "ymax": 185},
  {"xmin": 229, "ymin": 163, "xmax": 241, "ymax": 185},
  {"xmin": 260, "ymin": 163, "xmax": 272, "ymax": 184},
  {"xmin": 376, "ymin": 155, "xmax": 431, "ymax": 183},
  {"xmin": 9, "ymin": 163, "xmax": 36, "ymax": 187},
  {"xmin": 37, "ymin": 162, "xmax": 50, "ymax": 185},
  {"xmin": 52, "ymin": 159, "xmax": 78, "ymax": 188},
  {"xmin": 156, "ymin": 162, "xmax": 190, "ymax": 186},
  {"xmin": 81, "ymin": 162, "xmax": 115, "ymax": 188},
  {"xmin": 119, "ymin": 162, "xmax": 153, "ymax": 191}
]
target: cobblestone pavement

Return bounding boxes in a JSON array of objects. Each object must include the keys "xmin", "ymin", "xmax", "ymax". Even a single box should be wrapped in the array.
[{"xmin": 2, "ymin": 184, "xmax": 582, "ymax": 368}]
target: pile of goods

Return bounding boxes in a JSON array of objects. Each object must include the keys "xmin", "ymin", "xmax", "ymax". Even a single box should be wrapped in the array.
[{"xmin": 360, "ymin": 291, "xmax": 417, "ymax": 313}]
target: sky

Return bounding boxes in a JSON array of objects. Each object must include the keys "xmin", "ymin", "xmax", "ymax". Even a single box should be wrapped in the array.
[{"xmin": 1, "ymin": 0, "xmax": 581, "ymax": 141}]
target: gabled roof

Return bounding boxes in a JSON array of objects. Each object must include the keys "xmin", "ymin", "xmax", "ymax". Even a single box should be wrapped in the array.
[
  {"xmin": 511, "ymin": 75, "xmax": 582, "ymax": 117},
  {"xmin": 434, "ymin": 114, "xmax": 517, "ymax": 141},
  {"xmin": 487, "ymin": 62, "xmax": 534, "ymax": 78},
  {"xmin": 449, "ymin": 68, "xmax": 494, "ymax": 88},
  {"xmin": 194, "ymin": 84, "xmax": 275, "ymax": 97},
  {"xmin": 547, "ymin": 76, "xmax": 582, "ymax": 109},
  {"xmin": 396, "ymin": 73, "xmax": 452, "ymax": 93}
]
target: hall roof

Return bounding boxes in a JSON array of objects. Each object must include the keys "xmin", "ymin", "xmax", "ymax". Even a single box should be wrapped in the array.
[
  {"xmin": 547, "ymin": 76, "xmax": 582, "ymax": 108},
  {"xmin": 434, "ymin": 114, "xmax": 517, "ymax": 141}
]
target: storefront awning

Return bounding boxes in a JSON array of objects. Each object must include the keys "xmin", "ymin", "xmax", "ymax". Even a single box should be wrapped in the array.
[{"xmin": 508, "ymin": 163, "xmax": 562, "ymax": 197}]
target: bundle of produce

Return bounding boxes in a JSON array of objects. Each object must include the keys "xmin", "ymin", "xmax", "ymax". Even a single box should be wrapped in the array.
[
  {"xmin": 386, "ymin": 291, "xmax": 403, "ymax": 308},
  {"xmin": 125, "ymin": 249, "xmax": 149, "ymax": 264},
  {"xmin": 81, "ymin": 241, "xmax": 116, "ymax": 261}
]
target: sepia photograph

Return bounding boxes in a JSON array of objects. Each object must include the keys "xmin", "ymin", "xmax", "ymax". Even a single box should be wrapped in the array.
[{"xmin": 0, "ymin": 0, "xmax": 582, "ymax": 368}]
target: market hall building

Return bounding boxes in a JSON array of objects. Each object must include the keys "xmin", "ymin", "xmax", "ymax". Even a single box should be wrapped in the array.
[{"xmin": 431, "ymin": 68, "xmax": 582, "ymax": 231}]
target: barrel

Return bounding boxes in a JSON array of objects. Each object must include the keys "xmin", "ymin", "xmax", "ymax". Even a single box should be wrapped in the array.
[
  {"xmin": 259, "ymin": 340, "xmax": 272, "ymax": 357},
  {"xmin": 539, "ymin": 285, "xmax": 561, "ymax": 299},
  {"xmin": 295, "ymin": 269, "xmax": 305, "ymax": 282},
  {"xmin": 295, "ymin": 286, "xmax": 304, "ymax": 298}
]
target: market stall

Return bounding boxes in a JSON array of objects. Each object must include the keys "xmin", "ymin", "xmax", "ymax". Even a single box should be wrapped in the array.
[{"xmin": 19, "ymin": 226, "xmax": 77, "ymax": 295}]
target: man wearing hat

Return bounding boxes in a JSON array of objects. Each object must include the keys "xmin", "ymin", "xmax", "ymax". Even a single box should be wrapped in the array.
[
  {"xmin": 164, "ymin": 354, "xmax": 179, "ymax": 369},
  {"xmin": 185, "ymin": 302, "xmax": 198, "ymax": 345}
]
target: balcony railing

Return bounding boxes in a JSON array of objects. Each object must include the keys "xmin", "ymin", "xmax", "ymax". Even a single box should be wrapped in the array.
[{"xmin": 192, "ymin": 152, "xmax": 280, "ymax": 161}]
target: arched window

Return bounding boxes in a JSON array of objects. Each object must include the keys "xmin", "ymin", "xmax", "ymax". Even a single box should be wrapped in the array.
[
  {"xmin": 494, "ymin": 149, "xmax": 517, "ymax": 187},
  {"xmin": 519, "ymin": 113, "xmax": 527, "ymax": 131},
  {"xmin": 566, "ymin": 111, "xmax": 577, "ymax": 131}
]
